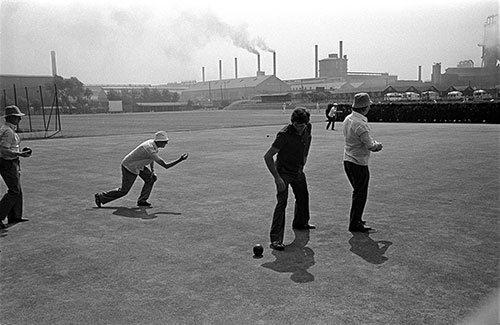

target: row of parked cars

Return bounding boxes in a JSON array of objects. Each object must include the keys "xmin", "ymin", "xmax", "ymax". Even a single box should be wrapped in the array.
[{"xmin": 383, "ymin": 90, "xmax": 494, "ymax": 102}]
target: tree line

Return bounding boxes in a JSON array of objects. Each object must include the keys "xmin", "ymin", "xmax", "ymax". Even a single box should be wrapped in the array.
[{"xmin": 2, "ymin": 76, "xmax": 181, "ymax": 114}]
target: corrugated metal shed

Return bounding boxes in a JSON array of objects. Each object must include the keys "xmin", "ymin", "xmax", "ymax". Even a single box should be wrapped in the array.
[
  {"xmin": 181, "ymin": 75, "xmax": 290, "ymax": 104},
  {"xmin": 184, "ymin": 75, "xmax": 282, "ymax": 91}
]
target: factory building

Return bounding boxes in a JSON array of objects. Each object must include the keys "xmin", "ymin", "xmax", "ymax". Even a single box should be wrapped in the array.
[
  {"xmin": 284, "ymin": 40, "xmax": 398, "ymax": 100},
  {"xmin": 180, "ymin": 74, "xmax": 290, "ymax": 105},
  {"xmin": 318, "ymin": 41, "xmax": 348, "ymax": 79},
  {"xmin": 0, "ymin": 74, "xmax": 54, "ymax": 110},
  {"xmin": 284, "ymin": 13, "xmax": 499, "ymax": 103},
  {"xmin": 432, "ymin": 14, "xmax": 499, "ymax": 89},
  {"xmin": 3, "ymin": 14, "xmax": 497, "ymax": 110},
  {"xmin": 1, "ymin": 74, "xmax": 54, "ymax": 93}
]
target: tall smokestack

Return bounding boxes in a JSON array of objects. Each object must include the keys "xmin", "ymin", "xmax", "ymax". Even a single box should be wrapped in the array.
[
  {"xmin": 257, "ymin": 53, "xmax": 261, "ymax": 75},
  {"xmin": 339, "ymin": 41, "xmax": 343, "ymax": 59},
  {"xmin": 315, "ymin": 45, "xmax": 318, "ymax": 78},
  {"xmin": 235, "ymin": 57, "xmax": 238, "ymax": 79},
  {"xmin": 51, "ymin": 50, "xmax": 57, "ymax": 76},
  {"xmin": 418, "ymin": 65, "xmax": 422, "ymax": 81},
  {"xmin": 202, "ymin": 67, "xmax": 205, "ymax": 82},
  {"xmin": 273, "ymin": 51, "xmax": 276, "ymax": 76},
  {"xmin": 219, "ymin": 60, "xmax": 222, "ymax": 80}
]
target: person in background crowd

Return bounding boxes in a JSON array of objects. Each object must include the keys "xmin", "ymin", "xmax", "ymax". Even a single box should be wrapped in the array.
[{"xmin": 325, "ymin": 103, "xmax": 337, "ymax": 130}]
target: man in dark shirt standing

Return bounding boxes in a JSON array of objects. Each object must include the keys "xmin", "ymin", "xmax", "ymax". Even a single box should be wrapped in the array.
[{"xmin": 264, "ymin": 107, "xmax": 315, "ymax": 251}]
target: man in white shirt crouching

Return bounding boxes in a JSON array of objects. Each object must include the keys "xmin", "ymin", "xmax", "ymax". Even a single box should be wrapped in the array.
[{"xmin": 95, "ymin": 131, "xmax": 188, "ymax": 208}]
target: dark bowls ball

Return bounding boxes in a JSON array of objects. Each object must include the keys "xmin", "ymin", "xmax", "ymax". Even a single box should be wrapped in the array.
[{"xmin": 253, "ymin": 244, "xmax": 264, "ymax": 257}]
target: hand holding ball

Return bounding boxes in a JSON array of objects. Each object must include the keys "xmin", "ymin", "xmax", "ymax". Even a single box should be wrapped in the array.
[{"xmin": 22, "ymin": 147, "xmax": 32, "ymax": 156}]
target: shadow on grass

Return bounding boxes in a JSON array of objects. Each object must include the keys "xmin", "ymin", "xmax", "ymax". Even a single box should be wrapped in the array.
[
  {"xmin": 98, "ymin": 206, "xmax": 182, "ymax": 220},
  {"xmin": 349, "ymin": 232, "xmax": 392, "ymax": 264},
  {"xmin": 261, "ymin": 229, "xmax": 315, "ymax": 283}
]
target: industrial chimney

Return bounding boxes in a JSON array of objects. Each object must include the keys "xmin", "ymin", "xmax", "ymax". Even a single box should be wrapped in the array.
[
  {"xmin": 235, "ymin": 57, "xmax": 238, "ymax": 79},
  {"xmin": 219, "ymin": 60, "xmax": 222, "ymax": 80},
  {"xmin": 51, "ymin": 51, "xmax": 57, "ymax": 76},
  {"xmin": 315, "ymin": 45, "xmax": 318, "ymax": 78},
  {"xmin": 339, "ymin": 41, "xmax": 343, "ymax": 60},
  {"xmin": 418, "ymin": 65, "xmax": 422, "ymax": 81},
  {"xmin": 202, "ymin": 67, "xmax": 205, "ymax": 82},
  {"xmin": 273, "ymin": 51, "xmax": 277, "ymax": 76},
  {"xmin": 257, "ymin": 53, "xmax": 261, "ymax": 75}
]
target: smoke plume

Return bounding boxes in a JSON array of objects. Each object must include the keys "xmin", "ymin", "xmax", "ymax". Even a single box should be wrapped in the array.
[{"xmin": 164, "ymin": 11, "xmax": 274, "ymax": 59}]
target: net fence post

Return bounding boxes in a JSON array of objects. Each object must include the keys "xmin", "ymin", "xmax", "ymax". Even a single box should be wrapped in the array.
[
  {"xmin": 39, "ymin": 86, "xmax": 47, "ymax": 131},
  {"xmin": 25, "ymin": 87, "xmax": 33, "ymax": 132}
]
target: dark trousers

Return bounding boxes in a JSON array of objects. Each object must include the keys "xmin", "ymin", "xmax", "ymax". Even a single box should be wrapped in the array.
[
  {"xmin": 344, "ymin": 161, "xmax": 369, "ymax": 228},
  {"xmin": 326, "ymin": 119, "xmax": 335, "ymax": 130},
  {"xmin": 99, "ymin": 165, "xmax": 156, "ymax": 205},
  {"xmin": 270, "ymin": 172, "xmax": 310, "ymax": 243},
  {"xmin": 0, "ymin": 158, "xmax": 23, "ymax": 222}
]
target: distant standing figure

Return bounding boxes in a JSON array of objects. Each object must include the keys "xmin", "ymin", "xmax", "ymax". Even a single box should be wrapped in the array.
[
  {"xmin": 0, "ymin": 105, "xmax": 32, "ymax": 228},
  {"xmin": 343, "ymin": 93, "xmax": 383, "ymax": 232},
  {"xmin": 94, "ymin": 131, "xmax": 188, "ymax": 208},
  {"xmin": 316, "ymin": 102, "xmax": 320, "ymax": 113},
  {"xmin": 282, "ymin": 102, "xmax": 287, "ymax": 113},
  {"xmin": 325, "ymin": 103, "xmax": 337, "ymax": 130},
  {"xmin": 264, "ymin": 107, "xmax": 315, "ymax": 251}
]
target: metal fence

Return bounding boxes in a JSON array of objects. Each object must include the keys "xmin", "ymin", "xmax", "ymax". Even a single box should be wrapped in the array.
[{"xmin": 1, "ymin": 84, "xmax": 62, "ymax": 139}]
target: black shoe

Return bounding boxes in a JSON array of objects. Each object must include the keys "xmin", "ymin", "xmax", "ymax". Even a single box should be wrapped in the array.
[
  {"xmin": 8, "ymin": 218, "xmax": 29, "ymax": 224},
  {"xmin": 349, "ymin": 225, "xmax": 372, "ymax": 232},
  {"xmin": 293, "ymin": 224, "xmax": 316, "ymax": 230},
  {"xmin": 137, "ymin": 201, "xmax": 152, "ymax": 207},
  {"xmin": 94, "ymin": 193, "xmax": 102, "ymax": 208},
  {"xmin": 270, "ymin": 241, "xmax": 285, "ymax": 251}
]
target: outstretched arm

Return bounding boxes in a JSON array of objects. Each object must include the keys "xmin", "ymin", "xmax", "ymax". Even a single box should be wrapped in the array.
[{"xmin": 153, "ymin": 152, "xmax": 188, "ymax": 170}]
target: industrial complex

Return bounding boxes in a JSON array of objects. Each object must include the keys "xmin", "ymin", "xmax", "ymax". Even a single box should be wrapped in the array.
[{"xmin": 1, "ymin": 14, "xmax": 498, "ymax": 112}]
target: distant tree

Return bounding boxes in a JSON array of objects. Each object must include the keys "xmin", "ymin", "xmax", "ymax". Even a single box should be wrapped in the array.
[
  {"xmin": 150, "ymin": 88, "xmax": 162, "ymax": 102},
  {"xmin": 107, "ymin": 89, "xmax": 122, "ymax": 100},
  {"xmin": 308, "ymin": 91, "xmax": 328, "ymax": 103},
  {"xmin": 140, "ymin": 87, "xmax": 151, "ymax": 101},
  {"xmin": 83, "ymin": 88, "xmax": 93, "ymax": 100},
  {"xmin": 45, "ymin": 76, "xmax": 86, "ymax": 112}
]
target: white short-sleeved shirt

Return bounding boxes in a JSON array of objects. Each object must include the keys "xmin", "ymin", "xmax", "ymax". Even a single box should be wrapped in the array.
[
  {"xmin": 342, "ymin": 111, "xmax": 377, "ymax": 166},
  {"xmin": 121, "ymin": 139, "xmax": 159, "ymax": 175},
  {"xmin": 0, "ymin": 122, "xmax": 21, "ymax": 160}
]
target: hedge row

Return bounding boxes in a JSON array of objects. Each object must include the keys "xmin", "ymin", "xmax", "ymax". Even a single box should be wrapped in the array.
[{"xmin": 336, "ymin": 102, "xmax": 500, "ymax": 124}]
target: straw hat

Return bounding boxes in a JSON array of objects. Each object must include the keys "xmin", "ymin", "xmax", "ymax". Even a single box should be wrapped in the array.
[
  {"xmin": 154, "ymin": 131, "xmax": 169, "ymax": 142},
  {"xmin": 352, "ymin": 93, "xmax": 373, "ymax": 109},
  {"xmin": 3, "ymin": 105, "xmax": 25, "ymax": 117}
]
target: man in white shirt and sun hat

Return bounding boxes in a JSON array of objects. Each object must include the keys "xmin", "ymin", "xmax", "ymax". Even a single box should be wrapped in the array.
[
  {"xmin": 0, "ymin": 105, "xmax": 32, "ymax": 228},
  {"xmin": 343, "ymin": 93, "xmax": 383, "ymax": 232},
  {"xmin": 95, "ymin": 131, "xmax": 188, "ymax": 208}
]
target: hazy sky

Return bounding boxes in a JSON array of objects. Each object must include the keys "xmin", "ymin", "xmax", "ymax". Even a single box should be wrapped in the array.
[{"xmin": 1, "ymin": 0, "xmax": 498, "ymax": 84}]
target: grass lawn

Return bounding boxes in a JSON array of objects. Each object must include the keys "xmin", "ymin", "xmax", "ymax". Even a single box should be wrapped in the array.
[{"xmin": 1, "ymin": 110, "xmax": 499, "ymax": 324}]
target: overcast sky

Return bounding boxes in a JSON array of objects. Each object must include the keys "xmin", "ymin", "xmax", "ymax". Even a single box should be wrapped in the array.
[{"xmin": 1, "ymin": 0, "xmax": 498, "ymax": 84}]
